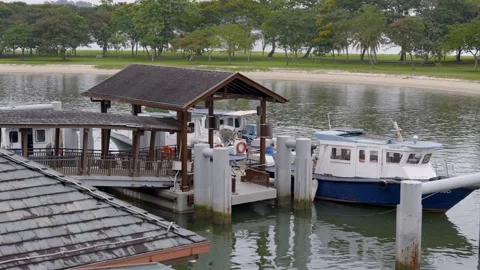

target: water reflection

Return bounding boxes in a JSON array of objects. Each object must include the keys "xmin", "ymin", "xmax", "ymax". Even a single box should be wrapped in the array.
[{"xmin": 129, "ymin": 199, "xmax": 473, "ymax": 270}]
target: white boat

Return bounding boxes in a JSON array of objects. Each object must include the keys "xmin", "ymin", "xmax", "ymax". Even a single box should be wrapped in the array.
[
  {"xmin": 307, "ymin": 122, "xmax": 475, "ymax": 212},
  {"xmin": 0, "ymin": 102, "xmax": 61, "ymax": 153}
]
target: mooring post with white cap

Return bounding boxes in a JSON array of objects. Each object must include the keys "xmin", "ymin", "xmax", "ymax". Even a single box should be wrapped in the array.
[
  {"xmin": 211, "ymin": 147, "xmax": 232, "ymax": 225},
  {"xmin": 396, "ymin": 180, "xmax": 422, "ymax": 270},
  {"xmin": 194, "ymin": 143, "xmax": 212, "ymax": 218},
  {"xmin": 276, "ymin": 136, "xmax": 293, "ymax": 206},
  {"xmin": 294, "ymin": 138, "xmax": 313, "ymax": 210}
]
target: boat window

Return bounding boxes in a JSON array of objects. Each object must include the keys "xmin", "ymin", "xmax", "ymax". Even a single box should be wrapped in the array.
[
  {"xmin": 228, "ymin": 118, "xmax": 234, "ymax": 126},
  {"xmin": 386, "ymin": 152, "xmax": 403, "ymax": 163},
  {"xmin": 235, "ymin": 118, "xmax": 240, "ymax": 128},
  {"xmin": 35, "ymin": 130, "xmax": 46, "ymax": 143},
  {"xmin": 219, "ymin": 119, "xmax": 224, "ymax": 125},
  {"xmin": 370, "ymin": 151, "xmax": 379, "ymax": 162},
  {"xmin": 331, "ymin": 147, "xmax": 351, "ymax": 161},
  {"xmin": 422, "ymin": 154, "xmax": 432, "ymax": 164},
  {"xmin": 9, "ymin": 131, "xmax": 18, "ymax": 143},
  {"xmin": 359, "ymin": 150, "xmax": 365, "ymax": 163},
  {"xmin": 407, "ymin": 153, "xmax": 422, "ymax": 164}
]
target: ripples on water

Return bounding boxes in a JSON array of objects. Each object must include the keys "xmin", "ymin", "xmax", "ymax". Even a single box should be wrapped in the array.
[{"xmin": 0, "ymin": 73, "xmax": 479, "ymax": 269}]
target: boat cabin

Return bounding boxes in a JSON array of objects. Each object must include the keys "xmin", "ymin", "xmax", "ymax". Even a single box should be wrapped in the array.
[
  {"xmin": 0, "ymin": 128, "xmax": 54, "ymax": 152},
  {"xmin": 313, "ymin": 128, "xmax": 442, "ymax": 180}
]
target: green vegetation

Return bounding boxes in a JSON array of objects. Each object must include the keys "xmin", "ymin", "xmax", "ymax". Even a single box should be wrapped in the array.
[{"xmin": 0, "ymin": 0, "xmax": 479, "ymax": 80}]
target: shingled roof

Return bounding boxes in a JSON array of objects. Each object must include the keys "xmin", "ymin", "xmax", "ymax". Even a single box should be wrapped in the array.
[
  {"xmin": 0, "ymin": 149, "xmax": 209, "ymax": 270},
  {"xmin": 82, "ymin": 64, "xmax": 288, "ymax": 111}
]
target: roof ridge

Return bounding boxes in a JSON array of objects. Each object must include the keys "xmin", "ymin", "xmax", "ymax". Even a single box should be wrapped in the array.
[{"xmin": 0, "ymin": 149, "xmax": 179, "ymax": 232}]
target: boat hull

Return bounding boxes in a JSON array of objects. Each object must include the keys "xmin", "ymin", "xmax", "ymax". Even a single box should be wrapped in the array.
[{"xmin": 311, "ymin": 175, "xmax": 474, "ymax": 212}]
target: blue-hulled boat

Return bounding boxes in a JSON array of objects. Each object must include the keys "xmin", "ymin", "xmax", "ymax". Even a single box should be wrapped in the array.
[
  {"xmin": 309, "ymin": 123, "xmax": 476, "ymax": 212},
  {"xmin": 266, "ymin": 123, "xmax": 476, "ymax": 212}
]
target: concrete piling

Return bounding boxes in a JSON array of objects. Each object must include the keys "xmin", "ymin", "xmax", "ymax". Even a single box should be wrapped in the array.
[
  {"xmin": 193, "ymin": 145, "xmax": 232, "ymax": 224},
  {"xmin": 294, "ymin": 138, "xmax": 313, "ymax": 210},
  {"xmin": 396, "ymin": 180, "xmax": 422, "ymax": 270},
  {"xmin": 211, "ymin": 147, "xmax": 232, "ymax": 225},
  {"xmin": 194, "ymin": 144, "xmax": 212, "ymax": 218},
  {"xmin": 275, "ymin": 136, "xmax": 293, "ymax": 206}
]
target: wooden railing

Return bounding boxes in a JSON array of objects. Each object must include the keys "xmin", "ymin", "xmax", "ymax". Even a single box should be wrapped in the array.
[{"xmin": 27, "ymin": 146, "xmax": 185, "ymax": 178}]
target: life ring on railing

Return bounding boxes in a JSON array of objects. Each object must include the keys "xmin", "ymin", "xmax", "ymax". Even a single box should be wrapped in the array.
[
  {"xmin": 236, "ymin": 141, "xmax": 247, "ymax": 154},
  {"xmin": 161, "ymin": 146, "xmax": 175, "ymax": 159},
  {"xmin": 214, "ymin": 144, "xmax": 223, "ymax": 148}
]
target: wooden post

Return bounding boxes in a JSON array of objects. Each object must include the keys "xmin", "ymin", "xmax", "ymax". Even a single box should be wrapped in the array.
[
  {"xmin": 80, "ymin": 128, "xmax": 89, "ymax": 175},
  {"xmin": 260, "ymin": 98, "xmax": 267, "ymax": 167},
  {"xmin": 100, "ymin": 100, "xmax": 110, "ymax": 157},
  {"xmin": 181, "ymin": 111, "xmax": 190, "ymax": 191},
  {"xmin": 54, "ymin": 128, "xmax": 60, "ymax": 156},
  {"xmin": 20, "ymin": 128, "xmax": 29, "ymax": 157},
  {"xmin": 132, "ymin": 104, "xmax": 142, "ymax": 116},
  {"xmin": 208, "ymin": 100, "xmax": 214, "ymax": 148},
  {"xmin": 149, "ymin": 131, "xmax": 156, "ymax": 161},
  {"xmin": 131, "ymin": 130, "xmax": 142, "ymax": 176},
  {"xmin": 176, "ymin": 112, "xmax": 182, "ymax": 154}
]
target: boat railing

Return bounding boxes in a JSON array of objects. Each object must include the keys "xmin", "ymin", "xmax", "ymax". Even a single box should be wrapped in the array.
[{"xmin": 433, "ymin": 160, "xmax": 456, "ymax": 178}]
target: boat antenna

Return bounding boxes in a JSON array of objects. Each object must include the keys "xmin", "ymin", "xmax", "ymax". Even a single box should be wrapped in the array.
[
  {"xmin": 392, "ymin": 121, "xmax": 403, "ymax": 141},
  {"xmin": 327, "ymin": 113, "xmax": 332, "ymax": 129}
]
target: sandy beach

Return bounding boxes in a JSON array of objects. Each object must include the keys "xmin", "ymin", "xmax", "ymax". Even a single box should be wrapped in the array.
[{"xmin": 0, "ymin": 64, "xmax": 479, "ymax": 95}]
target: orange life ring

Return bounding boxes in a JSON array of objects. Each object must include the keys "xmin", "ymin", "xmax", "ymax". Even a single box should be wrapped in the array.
[
  {"xmin": 236, "ymin": 141, "xmax": 247, "ymax": 154},
  {"xmin": 214, "ymin": 144, "xmax": 223, "ymax": 148},
  {"xmin": 161, "ymin": 146, "xmax": 175, "ymax": 158}
]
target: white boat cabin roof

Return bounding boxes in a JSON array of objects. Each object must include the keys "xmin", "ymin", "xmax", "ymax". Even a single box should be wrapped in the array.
[
  {"xmin": 314, "ymin": 128, "xmax": 442, "ymax": 150},
  {"xmin": 139, "ymin": 108, "xmax": 256, "ymax": 119},
  {"xmin": 188, "ymin": 107, "xmax": 257, "ymax": 117}
]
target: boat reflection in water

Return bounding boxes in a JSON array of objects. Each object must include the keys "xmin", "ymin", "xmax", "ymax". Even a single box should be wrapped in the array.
[{"xmin": 121, "ymin": 194, "xmax": 473, "ymax": 270}]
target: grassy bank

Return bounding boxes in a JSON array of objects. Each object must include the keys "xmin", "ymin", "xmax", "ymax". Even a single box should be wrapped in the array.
[{"xmin": 1, "ymin": 50, "xmax": 479, "ymax": 81}]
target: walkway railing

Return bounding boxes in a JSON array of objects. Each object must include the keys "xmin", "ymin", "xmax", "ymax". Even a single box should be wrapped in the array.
[{"xmin": 24, "ymin": 146, "xmax": 184, "ymax": 178}]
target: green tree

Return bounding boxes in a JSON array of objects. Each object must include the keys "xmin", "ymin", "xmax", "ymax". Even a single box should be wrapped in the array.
[
  {"xmin": 90, "ymin": 4, "xmax": 115, "ymax": 57},
  {"xmin": 216, "ymin": 23, "xmax": 251, "ymax": 64},
  {"xmin": 36, "ymin": 6, "xmax": 89, "ymax": 60},
  {"xmin": 263, "ymin": 9, "xmax": 317, "ymax": 65},
  {"xmin": 2, "ymin": 23, "xmax": 33, "ymax": 59},
  {"xmin": 351, "ymin": 4, "xmax": 386, "ymax": 68},
  {"xmin": 111, "ymin": 3, "xmax": 140, "ymax": 56},
  {"xmin": 444, "ymin": 18, "xmax": 480, "ymax": 71},
  {"xmin": 387, "ymin": 16, "xmax": 424, "ymax": 68},
  {"xmin": 316, "ymin": 2, "xmax": 352, "ymax": 64},
  {"xmin": 135, "ymin": 0, "xmax": 198, "ymax": 59}
]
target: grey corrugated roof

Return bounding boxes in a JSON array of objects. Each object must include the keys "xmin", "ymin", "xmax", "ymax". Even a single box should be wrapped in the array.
[
  {"xmin": 82, "ymin": 64, "xmax": 288, "ymax": 111},
  {"xmin": 0, "ymin": 149, "xmax": 207, "ymax": 270},
  {"xmin": 0, "ymin": 110, "xmax": 181, "ymax": 132}
]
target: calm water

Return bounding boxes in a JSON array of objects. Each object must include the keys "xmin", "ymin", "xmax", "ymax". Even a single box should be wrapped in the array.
[{"xmin": 1, "ymin": 73, "xmax": 479, "ymax": 269}]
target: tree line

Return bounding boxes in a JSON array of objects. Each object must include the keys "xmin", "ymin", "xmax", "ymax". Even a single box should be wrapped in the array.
[{"xmin": 0, "ymin": 0, "xmax": 479, "ymax": 70}]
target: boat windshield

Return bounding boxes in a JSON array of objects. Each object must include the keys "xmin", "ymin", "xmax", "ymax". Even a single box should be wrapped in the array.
[{"xmin": 406, "ymin": 153, "xmax": 422, "ymax": 164}]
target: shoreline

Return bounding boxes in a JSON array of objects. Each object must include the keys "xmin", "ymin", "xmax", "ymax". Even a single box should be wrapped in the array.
[{"xmin": 0, "ymin": 64, "xmax": 479, "ymax": 95}]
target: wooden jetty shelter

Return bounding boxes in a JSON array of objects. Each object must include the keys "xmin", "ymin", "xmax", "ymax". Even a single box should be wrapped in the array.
[
  {"xmin": 0, "ymin": 148, "xmax": 209, "ymax": 270},
  {"xmin": 0, "ymin": 110, "xmax": 182, "ymax": 188},
  {"xmin": 81, "ymin": 64, "xmax": 288, "ymax": 192}
]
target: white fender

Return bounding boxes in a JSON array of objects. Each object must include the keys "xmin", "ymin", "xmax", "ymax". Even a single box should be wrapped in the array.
[{"xmin": 311, "ymin": 179, "xmax": 318, "ymax": 201}]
